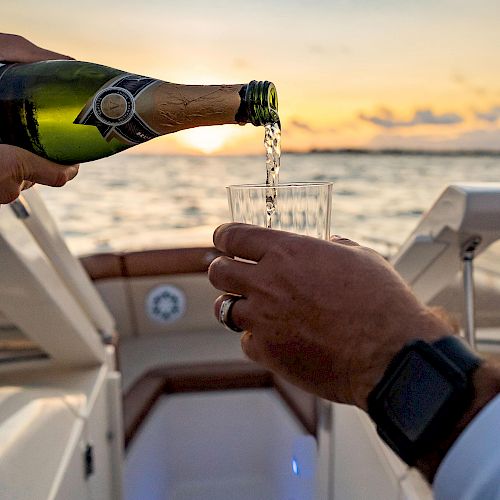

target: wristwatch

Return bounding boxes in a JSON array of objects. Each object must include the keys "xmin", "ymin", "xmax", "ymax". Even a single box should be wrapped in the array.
[{"xmin": 367, "ymin": 336, "xmax": 482, "ymax": 465}]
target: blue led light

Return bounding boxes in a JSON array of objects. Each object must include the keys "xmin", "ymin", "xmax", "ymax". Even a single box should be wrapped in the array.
[{"xmin": 291, "ymin": 457, "xmax": 300, "ymax": 476}]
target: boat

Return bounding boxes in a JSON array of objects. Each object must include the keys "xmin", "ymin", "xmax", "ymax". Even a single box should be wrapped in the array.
[{"xmin": 1, "ymin": 182, "xmax": 499, "ymax": 499}]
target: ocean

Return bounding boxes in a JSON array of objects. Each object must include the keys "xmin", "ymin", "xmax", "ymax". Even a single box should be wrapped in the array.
[{"xmin": 37, "ymin": 152, "xmax": 500, "ymax": 269}]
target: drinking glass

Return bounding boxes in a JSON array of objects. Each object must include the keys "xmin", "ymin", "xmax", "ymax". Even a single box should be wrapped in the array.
[{"xmin": 226, "ymin": 182, "xmax": 333, "ymax": 239}]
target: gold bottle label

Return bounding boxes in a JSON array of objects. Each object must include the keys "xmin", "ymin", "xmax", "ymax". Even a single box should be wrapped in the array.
[
  {"xmin": 75, "ymin": 76, "xmax": 242, "ymax": 145},
  {"xmin": 74, "ymin": 74, "xmax": 161, "ymax": 145}
]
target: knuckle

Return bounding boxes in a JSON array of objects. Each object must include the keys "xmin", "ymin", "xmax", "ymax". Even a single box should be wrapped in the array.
[{"xmin": 269, "ymin": 239, "xmax": 298, "ymax": 261}]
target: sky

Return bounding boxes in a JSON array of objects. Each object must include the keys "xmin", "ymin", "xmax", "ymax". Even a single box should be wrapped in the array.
[{"xmin": 4, "ymin": 0, "xmax": 500, "ymax": 154}]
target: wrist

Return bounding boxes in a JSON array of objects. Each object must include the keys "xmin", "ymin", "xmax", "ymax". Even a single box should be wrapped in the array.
[
  {"xmin": 353, "ymin": 308, "xmax": 451, "ymax": 411},
  {"xmin": 416, "ymin": 360, "xmax": 500, "ymax": 482},
  {"xmin": 366, "ymin": 335, "xmax": 495, "ymax": 476}
]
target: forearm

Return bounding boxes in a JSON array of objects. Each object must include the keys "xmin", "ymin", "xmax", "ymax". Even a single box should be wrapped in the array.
[
  {"xmin": 208, "ymin": 225, "xmax": 500, "ymax": 487},
  {"xmin": 416, "ymin": 359, "xmax": 500, "ymax": 482}
]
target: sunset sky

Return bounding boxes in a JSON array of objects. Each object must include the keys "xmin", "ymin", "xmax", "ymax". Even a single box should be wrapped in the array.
[{"xmin": 4, "ymin": 0, "xmax": 500, "ymax": 154}]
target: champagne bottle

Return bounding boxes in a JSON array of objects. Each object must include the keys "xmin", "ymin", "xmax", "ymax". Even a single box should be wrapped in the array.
[{"xmin": 0, "ymin": 60, "xmax": 278, "ymax": 164}]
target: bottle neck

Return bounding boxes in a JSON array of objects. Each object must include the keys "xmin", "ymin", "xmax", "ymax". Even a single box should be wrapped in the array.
[
  {"xmin": 236, "ymin": 80, "xmax": 279, "ymax": 127},
  {"xmin": 134, "ymin": 82, "xmax": 245, "ymax": 134},
  {"xmin": 135, "ymin": 80, "xmax": 279, "ymax": 134}
]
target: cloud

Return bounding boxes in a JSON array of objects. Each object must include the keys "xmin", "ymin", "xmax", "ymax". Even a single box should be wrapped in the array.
[
  {"xmin": 369, "ymin": 128, "xmax": 500, "ymax": 151},
  {"xmin": 290, "ymin": 119, "xmax": 314, "ymax": 132},
  {"xmin": 289, "ymin": 119, "xmax": 336, "ymax": 134},
  {"xmin": 475, "ymin": 105, "xmax": 500, "ymax": 123},
  {"xmin": 413, "ymin": 110, "xmax": 463, "ymax": 125},
  {"xmin": 360, "ymin": 108, "xmax": 463, "ymax": 128},
  {"xmin": 451, "ymin": 72, "xmax": 488, "ymax": 97},
  {"xmin": 290, "ymin": 118, "xmax": 336, "ymax": 137}
]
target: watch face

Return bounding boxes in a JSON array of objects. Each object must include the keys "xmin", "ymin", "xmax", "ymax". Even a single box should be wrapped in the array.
[
  {"xmin": 385, "ymin": 352, "xmax": 454, "ymax": 442},
  {"xmin": 368, "ymin": 339, "xmax": 478, "ymax": 465}
]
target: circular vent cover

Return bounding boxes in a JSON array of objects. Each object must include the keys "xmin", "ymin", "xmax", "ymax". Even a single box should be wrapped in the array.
[{"xmin": 146, "ymin": 284, "xmax": 187, "ymax": 324}]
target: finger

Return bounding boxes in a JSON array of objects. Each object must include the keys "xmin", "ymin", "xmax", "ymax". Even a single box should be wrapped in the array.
[
  {"xmin": 0, "ymin": 181, "xmax": 22, "ymax": 204},
  {"xmin": 15, "ymin": 148, "xmax": 79, "ymax": 187},
  {"xmin": 330, "ymin": 234, "xmax": 360, "ymax": 246},
  {"xmin": 214, "ymin": 294, "xmax": 254, "ymax": 332},
  {"xmin": 240, "ymin": 331, "xmax": 263, "ymax": 363},
  {"xmin": 208, "ymin": 256, "xmax": 256, "ymax": 296},
  {"xmin": 0, "ymin": 33, "xmax": 73, "ymax": 63},
  {"xmin": 213, "ymin": 222, "xmax": 291, "ymax": 261}
]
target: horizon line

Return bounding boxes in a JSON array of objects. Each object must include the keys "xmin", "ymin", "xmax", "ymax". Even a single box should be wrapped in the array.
[{"xmin": 125, "ymin": 147, "xmax": 500, "ymax": 158}]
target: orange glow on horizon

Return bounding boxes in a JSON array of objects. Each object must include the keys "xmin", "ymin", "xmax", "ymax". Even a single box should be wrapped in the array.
[
  {"xmin": 175, "ymin": 127, "xmax": 238, "ymax": 154},
  {"xmin": 5, "ymin": 0, "xmax": 500, "ymax": 153}
]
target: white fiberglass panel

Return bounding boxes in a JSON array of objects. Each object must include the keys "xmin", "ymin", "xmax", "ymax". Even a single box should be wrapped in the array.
[
  {"xmin": 125, "ymin": 389, "xmax": 317, "ymax": 500},
  {"xmin": 0, "ymin": 198, "xmax": 105, "ymax": 365}
]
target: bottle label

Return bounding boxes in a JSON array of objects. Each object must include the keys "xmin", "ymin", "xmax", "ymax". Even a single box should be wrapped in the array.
[{"xmin": 74, "ymin": 74, "xmax": 161, "ymax": 145}]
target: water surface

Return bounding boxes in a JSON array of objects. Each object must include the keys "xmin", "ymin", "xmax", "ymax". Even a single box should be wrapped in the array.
[{"xmin": 38, "ymin": 153, "xmax": 500, "ymax": 270}]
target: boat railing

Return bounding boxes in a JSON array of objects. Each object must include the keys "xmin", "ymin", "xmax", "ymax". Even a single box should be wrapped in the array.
[{"xmin": 390, "ymin": 183, "xmax": 500, "ymax": 349}]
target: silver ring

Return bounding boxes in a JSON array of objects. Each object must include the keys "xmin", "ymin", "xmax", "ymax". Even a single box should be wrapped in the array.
[{"xmin": 219, "ymin": 295, "xmax": 244, "ymax": 333}]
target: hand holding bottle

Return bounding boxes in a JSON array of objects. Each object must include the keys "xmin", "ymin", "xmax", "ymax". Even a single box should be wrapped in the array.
[{"xmin": 0, "ymin": 33, "xmax": 78, "ymax": 204}]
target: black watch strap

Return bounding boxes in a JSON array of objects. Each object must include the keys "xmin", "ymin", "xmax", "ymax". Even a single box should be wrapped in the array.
[
  {"xmin": 432, "ymin": 336, "xmax": 482, "ymax": 373},
  {"xmin": 367, "ymin": 335, "xmax": 482, "ymax": 465}
]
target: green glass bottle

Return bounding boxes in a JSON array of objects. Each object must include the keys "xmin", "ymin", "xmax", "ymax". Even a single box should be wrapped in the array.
[{"xmin": 0, "ymin": 60, "xmax": 278, "ymax": 164}]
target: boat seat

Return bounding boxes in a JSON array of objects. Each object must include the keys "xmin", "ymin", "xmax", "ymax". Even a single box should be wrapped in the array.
[
  {"xmin": 118, "ymin": 330, "xmax": 247, "ymax": 393},
  {"xmin": 80, "ymin": 248, "xmax": 320, "ymax": 450}
]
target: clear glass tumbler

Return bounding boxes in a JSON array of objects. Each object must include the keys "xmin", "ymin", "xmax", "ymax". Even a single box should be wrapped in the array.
[{"xmin": 226, "ymin": 182, "xmax": 333, "ymax": 239}]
